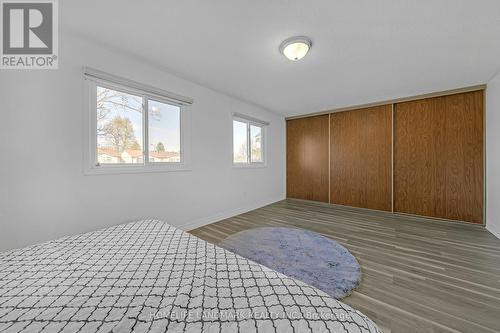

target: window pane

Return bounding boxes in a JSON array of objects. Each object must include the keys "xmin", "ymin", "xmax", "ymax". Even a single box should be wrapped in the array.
[
  {"xmin": 250, "ymin": 125, "xmax": 263, "ymax": 163},
  {"xmin": 233, "ymin": 120, "xmax": 248, "ymax": 163},
  {"xmin": 148, "ymin": 100, "xmax": 181, "ymax": 163},
  {"xmin": 96, "ymin": 86, "xmax": 143, "ymax": 164}
]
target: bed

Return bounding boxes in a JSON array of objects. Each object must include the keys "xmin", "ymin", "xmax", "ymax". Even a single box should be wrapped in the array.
[{"xmin": 0, "ymin": 220, "xmax": 379, "ymax": 332}]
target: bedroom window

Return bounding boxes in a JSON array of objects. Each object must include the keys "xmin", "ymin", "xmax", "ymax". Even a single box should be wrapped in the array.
[
  {"xmin": 84, "ymin": 67, "xmax": 193, "ymax": 174},
  {"xmin": 232, "ymin": 114, "xmax": 268, "ymax": 166}
]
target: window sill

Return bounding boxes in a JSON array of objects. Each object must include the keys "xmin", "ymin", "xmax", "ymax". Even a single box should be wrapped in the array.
[
  {"xmin": 232, "ymin": 163, "xmax": 267, "ymax": 169},
  {"xmin": 84, "ymin": 164, "xmax": 192, "ymax": 175}
]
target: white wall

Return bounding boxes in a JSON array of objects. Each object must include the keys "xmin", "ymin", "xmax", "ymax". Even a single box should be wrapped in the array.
[
  {"xmin": 0, "ymin": 30, "xmax": 286, "ymax": 252},
  {"xmin": 486, "ymin": 71, "xmax": 500, "ymax": 239}
]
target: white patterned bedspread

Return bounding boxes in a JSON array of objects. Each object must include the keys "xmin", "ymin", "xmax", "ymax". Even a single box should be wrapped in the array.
[{"xmin": 0, "ymin": 220, "xmax": 379, "ymax": 333}]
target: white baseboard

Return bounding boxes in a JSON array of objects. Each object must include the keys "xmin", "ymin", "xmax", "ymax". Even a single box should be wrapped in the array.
[
  {"xmin": 181, "ymin": 195, "xmax": 285, "ymax": 231},
  {"xmin": 486, "ymin": 223, "xmax": 500, "ymax": 240}
]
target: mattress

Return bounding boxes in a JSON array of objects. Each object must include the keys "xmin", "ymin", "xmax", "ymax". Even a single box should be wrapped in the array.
[{"xmin": 0, "ymin": 220, "xmax": 379, "ymax": 333}]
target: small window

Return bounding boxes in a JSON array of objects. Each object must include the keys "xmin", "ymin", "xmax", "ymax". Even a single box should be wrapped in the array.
[
  {"xmin": 232, "ymin": 116, "xmax": 266, "ymax": 166},
  {"xmin": 84, "ymin": 68, "xmax": 192, "ymax": 174}
]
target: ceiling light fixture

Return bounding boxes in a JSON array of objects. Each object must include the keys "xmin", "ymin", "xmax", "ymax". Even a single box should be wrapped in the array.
[{"xmin": 279, "ymin": 36, "xmax": 312, "ymax": 61}]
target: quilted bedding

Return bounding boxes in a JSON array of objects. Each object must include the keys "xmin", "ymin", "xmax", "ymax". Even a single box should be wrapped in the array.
[{"xmin": 0, "ymin": 220, "xmax": 379, "ymax": 332}]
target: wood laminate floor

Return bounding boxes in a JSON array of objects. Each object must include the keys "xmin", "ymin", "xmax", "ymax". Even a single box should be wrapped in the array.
[{"xmin": 189, "ymin": 199, "xmax": 500, "ymax": 333}]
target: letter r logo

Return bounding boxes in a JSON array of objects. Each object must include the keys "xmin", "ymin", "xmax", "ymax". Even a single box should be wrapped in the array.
[{"xmin": 2, "ymin": 2, "xmax": 53, "ymax": 54}]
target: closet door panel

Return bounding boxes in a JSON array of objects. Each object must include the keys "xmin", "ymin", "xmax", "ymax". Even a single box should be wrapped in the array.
[
  {"xmin": 394, "ymin": 91, "xmax": 483, "ymax": 223},
  {"xmin": 330, "ymin": 105, "xmax": 392, "ymax": 211},
  {"xmin": 287, "ymin": 115, "xmax": 330, "ymax": 202}
]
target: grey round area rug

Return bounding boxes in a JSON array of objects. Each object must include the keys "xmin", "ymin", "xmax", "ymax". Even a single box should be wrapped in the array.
[{"xmin": 219, "ymin": 227, "xmax": 361, "ymax": 299}]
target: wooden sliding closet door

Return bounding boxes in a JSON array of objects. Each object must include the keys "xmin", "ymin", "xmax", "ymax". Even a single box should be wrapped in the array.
[
  {"xmin": 330, "ymin": 105, "xmax": 392, "ymax": 211},
  {"xmin": 287, "ymin": 115, "xmax": 329, "ymax": 202},
  {"xmin": 394, "ymin": 91, "xmax": 484, "ymax": 224}
]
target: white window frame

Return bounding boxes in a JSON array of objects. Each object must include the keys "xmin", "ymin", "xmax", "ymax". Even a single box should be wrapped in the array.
[
  {"xmin": 83, "ymin": 67, "xmax": 193, "ymax": 175},
  {"xmin": 232, "ymin": 113, "xmax": 268, "ymax": 168}
]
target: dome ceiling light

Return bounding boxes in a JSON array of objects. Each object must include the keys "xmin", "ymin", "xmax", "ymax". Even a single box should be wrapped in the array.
[{"xmin": 279, "ymin": 36, "xmax": 312, "ymax": 61}]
